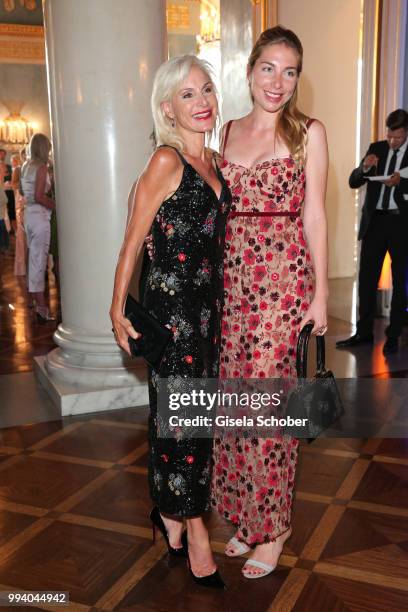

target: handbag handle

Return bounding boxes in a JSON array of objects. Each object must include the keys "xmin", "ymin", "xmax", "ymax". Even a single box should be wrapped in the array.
[{"xmin": 296, "ymin": 322, "xmax": 326, "ymax": 378}]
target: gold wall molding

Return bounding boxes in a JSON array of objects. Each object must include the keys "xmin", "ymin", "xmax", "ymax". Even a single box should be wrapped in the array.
[
  {"xmin": 372, "ymin": 0, "xmax": 382, "ymax": 142},
  {"xmin": 252, "ymin": 0, "xmax": 278, "ymax": 42},
  {"xmin": 0, "ymin": 23, "xmax": 45, "ymax": 63},
  {"xmin": 0, "ymin": 23, "xmax": 43, "ymax": 37},
  {"xmin": 377, "ymin": 0, "xmax": 405, "ymax": 135},
  {"xmin": 360, "ymin": 0, "xmax": 406, "ymax": 147}
]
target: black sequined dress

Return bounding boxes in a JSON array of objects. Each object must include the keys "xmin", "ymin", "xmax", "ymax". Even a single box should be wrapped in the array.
[{"xmin": 143, "ymin": 147, "xmax": 231, "ymax": 516}]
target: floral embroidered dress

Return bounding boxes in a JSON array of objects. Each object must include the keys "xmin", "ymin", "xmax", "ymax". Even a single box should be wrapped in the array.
[
  {"xmin": 144, "ymin": 147, "xmax": 231, "ymax": 516},
  {"xmin": 211, "ymin": 120, "xmax": 315, "ymax": 545}
]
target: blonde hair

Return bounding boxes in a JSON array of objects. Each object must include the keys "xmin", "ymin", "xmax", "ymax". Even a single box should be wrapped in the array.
[
  {"xmin": 248, "ymin": 26, "xmax": 308, "ymax": 161},
  {"xmin": 151, "ymin": 55, "xmax": 219, "ymax": 151},
  {"xmin": 28, "ymin": 133, "xmax": 51, "ymax": 165}
]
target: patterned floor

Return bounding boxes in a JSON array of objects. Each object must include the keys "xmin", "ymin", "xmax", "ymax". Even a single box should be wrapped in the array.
[
  {"xmin": 0, "ymin": 241, "xmax": 59, "ymax": 376},
  {"xmin": 0, "ymin": 413, "xmax": 407, "ymax": 611},
  {"xmin": 0, "ymin": 239, "xmax": 408, "ymax": 610}
]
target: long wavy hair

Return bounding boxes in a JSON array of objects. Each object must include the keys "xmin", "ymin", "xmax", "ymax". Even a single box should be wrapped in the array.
[
  {"xmin": 248, "ymin": 26, "xmax": 308, "ymax": 161},
  {"xmin": 151, "ymin": 55, "xmax": 219, "ymax": 152}
]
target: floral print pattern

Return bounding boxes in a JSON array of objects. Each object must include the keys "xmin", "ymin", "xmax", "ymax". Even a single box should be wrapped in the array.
[
  {"xmin": 145, "ymin": 149, "xmax": 231, "ymax": 517},
  {"xmin": 212, "ymin": 153, "xmax": 314, "ymax": 545}
]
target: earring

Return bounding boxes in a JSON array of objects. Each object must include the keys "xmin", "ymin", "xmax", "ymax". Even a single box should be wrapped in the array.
[{"xmin": 170, "ymin": 118, "xmax": 175, "ymax": 128}]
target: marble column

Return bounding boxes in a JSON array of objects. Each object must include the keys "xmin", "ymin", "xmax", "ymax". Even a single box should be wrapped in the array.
[
  {"xmin": 35, "ymin": 0, "xmax": 166, "ymax": 415},
  {"xmin": 220, "ymin": 0, "xmax": 253, "ymax": 122}
]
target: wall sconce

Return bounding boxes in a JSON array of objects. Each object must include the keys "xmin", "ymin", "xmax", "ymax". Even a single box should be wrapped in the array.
[
  {"xmin": 3, "ymin": 0, "xmax": 37, "ymax": 12},
  {"xmin": 0, "ymin": 113, "xmax": 37, "ymax": 145},
  {"xmin": 197, "ymin": 1, "xmax": 220, "ymax": 46}
]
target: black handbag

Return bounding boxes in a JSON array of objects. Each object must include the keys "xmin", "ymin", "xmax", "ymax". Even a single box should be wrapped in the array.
[
  {"xmin": 124, "ymin": 293, "xmax": 172, "ymax": 371},
  {"xmin": 285, "ymin": 323, "xmax": 344, "ymax": 441}
]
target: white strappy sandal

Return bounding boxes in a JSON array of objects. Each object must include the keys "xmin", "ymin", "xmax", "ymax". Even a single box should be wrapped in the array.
[
  {"xmin": 242, "ymin": 558, "xmax": 275, "ymax": 579},
  {"xmin": 224, "ymin": 536, "xmax": 251, "ymax": 557},
  {"xmin": 242, "ymin": 528, "xmax": 292, "ymax": 578}
]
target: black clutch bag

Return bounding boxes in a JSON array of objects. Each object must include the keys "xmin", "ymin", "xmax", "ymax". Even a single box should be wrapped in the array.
[
  {"xmin": 286, "ymin": 323, "xmax": 344, "ymax": 441},
  {"xmin": 124, "ymin": 293, "xmax": 172, "ymax": 371}
]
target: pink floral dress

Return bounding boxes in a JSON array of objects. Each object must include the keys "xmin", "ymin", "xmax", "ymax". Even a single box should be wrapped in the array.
[{"xmin": 211, "ymin": 120, "xmax": 315, "ymax": 546}]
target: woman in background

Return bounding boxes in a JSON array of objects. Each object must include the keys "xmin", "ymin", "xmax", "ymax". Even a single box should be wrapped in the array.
[
  {"xmin": 1, "ymin": 148, "xmax": 16, "ymax": 235},
  {"xmin": 212, "ymin": 26, "xmax": 329, "ymax": 579},
  {"xmin": 11, "ymin": 150, "xmax": 27, "ymax": 276},
  {"xmin": 21, "ymin": 134, "xmax": 55, "ymax": 322},
  {"xmin": 0, "ymin": 181, "xmax": 10, "ymax": 255}
]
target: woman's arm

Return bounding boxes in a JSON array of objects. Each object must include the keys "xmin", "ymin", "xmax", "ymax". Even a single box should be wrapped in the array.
[
  {"xmin": 0, "ymin": 163, "xmax": 6, "ymax": 185},
  {"xmin": 110, "ymin": 147, "xmax": 182, "ymax": 355},
  {"xmin": 34, "ymin": 164, "xmax": 55, "ymax": 210},
  {"xmin": 126, "ymin": 181, "xmax": 137, "ymax": 226},
  {"xmin": 301, "ymin": 120, "xmax": 329, "ymax": 334}
]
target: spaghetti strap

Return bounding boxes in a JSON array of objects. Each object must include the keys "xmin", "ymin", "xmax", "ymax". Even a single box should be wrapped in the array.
[
  {"xmin": 222, "ymin": 120, "xmax": 233, "ymax": 157},
  {"xmin": 157, "ymin": 144, "xmax": 187, "ymax": 165}
]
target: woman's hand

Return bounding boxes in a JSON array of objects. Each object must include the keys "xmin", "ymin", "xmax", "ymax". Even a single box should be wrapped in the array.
[
  {"xmin": 110, "ymin": 309, "xmax": 140, "ymax": 356},
  {"xmin": 300, "ymin": 295, "xmax": 328, "ymax": 335}
]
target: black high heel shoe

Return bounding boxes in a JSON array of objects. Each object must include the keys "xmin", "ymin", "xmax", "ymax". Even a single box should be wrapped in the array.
[
  {"xmin": 150, "ymin": 506, "xmax": 187, "ymax": 557},
  {"xmin": 186, "ymin": 549, "xmax": 226, "ymax": 589}
]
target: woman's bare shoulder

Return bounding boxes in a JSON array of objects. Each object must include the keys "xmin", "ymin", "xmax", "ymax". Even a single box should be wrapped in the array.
[
  {"xmin": 307, "ymin": 118, "xmax": 326, "ymax": 136},
  {"xmin": 142, "ymin": 146, "xmax": 183, "ymax": 183},
  {"xmin": 306, "ymin": 119, "xmax": 327, "ymax": 153},
  {"xmin": 148, "ymin": 146, "xmax": 181, "ymax": 171}
]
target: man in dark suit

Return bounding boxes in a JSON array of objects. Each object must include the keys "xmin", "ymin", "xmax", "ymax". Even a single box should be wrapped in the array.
[{"xmin": 336, "ymin": 109, "xmax": 408, "ymax": 355}]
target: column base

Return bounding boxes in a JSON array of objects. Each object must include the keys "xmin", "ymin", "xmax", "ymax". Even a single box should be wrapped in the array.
[
  {"xmin": 34, "ymin": 356, "xmax": 148, "ymax": 416},
  {"xmin": 46, "ymin": 330, "xmax": 147, "ymax": 388}
]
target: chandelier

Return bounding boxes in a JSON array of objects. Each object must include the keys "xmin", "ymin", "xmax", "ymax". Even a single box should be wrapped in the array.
[
  {"xmin": 197, "ymin": 0, "xmax": 220, "ymax": 45},
  {"xmin": 3, "ymin": 0, "xmax": 37, "ymax": 11},
  {"xmin": 0, "ymin": 113, "xmax": 36, "ymax": 145}
]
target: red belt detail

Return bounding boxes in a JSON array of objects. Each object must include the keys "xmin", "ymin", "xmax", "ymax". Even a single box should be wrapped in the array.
[{"xmin": 229, "ymin": 211, "xmax": 300, "ymax": 218}]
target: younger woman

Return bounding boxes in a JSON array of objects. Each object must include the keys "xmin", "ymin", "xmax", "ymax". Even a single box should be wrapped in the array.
[{"xmin": 212, "ymin": 26, "xmax": 329, "ymax": 579}]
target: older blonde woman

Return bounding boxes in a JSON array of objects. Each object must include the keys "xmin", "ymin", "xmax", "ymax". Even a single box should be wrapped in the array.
[{"xmin": 110, "ymin": 55, "xmax": 231, "ymax": 588}]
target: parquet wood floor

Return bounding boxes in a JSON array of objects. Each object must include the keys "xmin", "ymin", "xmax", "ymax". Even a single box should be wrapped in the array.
[
  {"xmin": 0, "ymin": 238, "xmax": 58, "ymax": 376},
  {"xmin": 1, "ymin": 227, "xmax": 408, "ymax": 610},
  {"xmin": 0, "ymin": 412, "xmax": 407, "ymax": 611}
]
